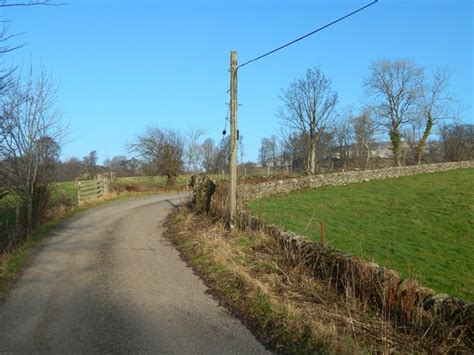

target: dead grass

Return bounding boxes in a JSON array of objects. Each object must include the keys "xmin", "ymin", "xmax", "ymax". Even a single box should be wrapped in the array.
[{"xmin": 165, "ymin": 207, "xmax": 441, "ymax": 354}]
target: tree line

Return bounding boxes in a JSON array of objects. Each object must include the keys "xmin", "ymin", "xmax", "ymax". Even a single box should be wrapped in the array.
[
  {"xmin": 260, "ymin": 59, "xmax": 472, "ymax": 174},
  {"xmin": 73, "ymin": 59, "xmax": 473, "ymax": 188},
  {"xmin": 125, "ymin": 128, "xmax": 237, "ymax": 187},
  {"xmin": 51, "ymin": 129, "xmax": 235, "ymax": 188}
]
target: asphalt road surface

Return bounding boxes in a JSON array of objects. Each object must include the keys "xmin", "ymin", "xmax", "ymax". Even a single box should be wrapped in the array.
[{"xmin": 0, "ymin": 193, "xmax": 269, "ymax": 354}]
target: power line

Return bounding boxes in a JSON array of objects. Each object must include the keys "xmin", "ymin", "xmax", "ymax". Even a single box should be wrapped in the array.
[{"xmin": 238, "ymin": 0, "xmax": 378, "ymax": 69}]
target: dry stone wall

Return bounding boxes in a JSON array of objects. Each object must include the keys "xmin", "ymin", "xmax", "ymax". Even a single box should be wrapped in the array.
[
  {"xmin": 191, "ymin": 161, "xmax": 474, "ymax": 349},
  {"xmin": 239, "ymin": 161, "xmax": 474, "ymax": 203},
  {"xmin": 236, "ymin": 210, "xmax": 474, "ymax": 349}
]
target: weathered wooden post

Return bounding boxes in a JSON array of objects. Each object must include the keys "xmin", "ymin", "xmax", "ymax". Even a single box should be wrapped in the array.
[
  {"xmin": 97, "ymin": 178, "xmax": 100, "ymax": 199},
  {"xmin": 77, "ymin": 180, "xmax": 82, "ymax": 206},
  {"xmin": 229, "ymin": 51, "xmax": 238, "ymax": 228},
  {"xmin": 104, "ymin": 176, "xmax": 109, "ymax": 195}
]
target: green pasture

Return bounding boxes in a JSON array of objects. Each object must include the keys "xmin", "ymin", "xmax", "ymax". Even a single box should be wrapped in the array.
[
  {"xmin": 249, "ymin": 168, "xmax": 474, "ymax": 301},
  {"xmin": 112, "ymin": 175, "xmax": 190, "ymax": 189}
]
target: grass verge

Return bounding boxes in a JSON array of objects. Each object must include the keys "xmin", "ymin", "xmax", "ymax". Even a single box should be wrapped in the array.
[
  {"xmin": 249, "ymin": 168, "xmax": 474, "ymax": 301},
  {"xmin": 0, "ymin": 218, "xmax": 63, "ymax": 298},
  {"xmin": 165, "ymin": 207, "xmax": 440, "ymax": 354}
]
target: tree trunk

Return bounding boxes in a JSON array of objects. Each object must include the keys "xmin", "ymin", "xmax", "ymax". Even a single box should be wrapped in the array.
[
  {"xmin": 305, "ymin": 137, "xmax": 311, "ymax": 175},
  {"xmin": 26, "ymin": 194, "xmax": 33, "ymax": 236},
  {"xmin": 416, "ymin": 113, "xmax": 433, "ymax": 165},
  {"xmin": 166, "ymin": 173, "xmax": 177, "ymax": 189},
  {"xmin": 310, "ymin": 142, "xmax": 317, "ymax": 175},
  {"xmin": 364, "ymin": 142, "xmax": 370, "ymax": 170},
  {"xmin": 390, "ymin": 128, "xmax": 402, "ymax": 167}
]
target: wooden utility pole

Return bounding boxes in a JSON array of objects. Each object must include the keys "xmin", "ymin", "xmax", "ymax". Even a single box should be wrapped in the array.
[{"xmin": 229, "ymin": 51, "xmax": 238, "ymax": 228}]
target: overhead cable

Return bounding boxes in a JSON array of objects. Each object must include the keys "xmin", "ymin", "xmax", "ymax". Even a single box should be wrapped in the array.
[{"xmin": 238, "ymin": 0, "xmax": 378, "ymax": 69}]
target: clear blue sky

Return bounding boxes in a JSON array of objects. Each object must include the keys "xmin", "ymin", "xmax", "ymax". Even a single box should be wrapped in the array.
[{"xmin": 2, "ymin": 0, "xmax": 472, "ymax": 163}]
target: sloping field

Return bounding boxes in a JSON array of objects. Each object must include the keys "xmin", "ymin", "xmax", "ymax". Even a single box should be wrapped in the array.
[{"xmin": 249, "ymin": 168, "xmax": 474, "ymax": 301}]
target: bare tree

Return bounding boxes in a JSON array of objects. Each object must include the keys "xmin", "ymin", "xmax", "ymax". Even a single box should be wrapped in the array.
[
  {"xmin": 55, "ymin": 157, "xmax": 81, "ymax": 181},
  {"xmin": 280, "ymin": 128, "xmax": 307, "ymax": 173},
  {"xmin": 315, "ymin": 130, "xmax": 335, "ymax": 171},
  {"xmin": 201, "ymin": 138, "xmax": 216, "ymax": 173},
  {"xmin": 104, "ymin": 155, "xmax": 137, "ymax": 177},
  {"xmin": 416, "ymin": 67, "xmax": 455, "ymax": 165},
  {"xmin": 215, "ymin": 136, "xmax": 230, "ymax": 175},
  {"xmin": 334, "ymin": 114, "xmax": 353, "ymax": 170},
  {"xmin": 184, "ymin": 128, "xmax": 205, "ymax": 173},
  {"xmin": 365, "ymin": 59, "xmax": 423, "ymax": 166},
  {"xmin": 82, "ymin": 150, "xmax": 98, "ymax": 176},
  {"xmin": 269, "ymin": 135, "xmax": 278, "ymax": 169},
  {"xmin": 36, "ymin": 135, "xmax": 60, "ymax": 182},
  {"xmin": 129, "ymin": 127, "xmax": 183, "ymax": 188},
  {"xmin": 258, "ymin": 137, "xmax": 271, "ymax": 167},
  {"xmin": 0, "ymin": 67, "xmax": 63, "ymax": 235},
  {"xmin": 351, "ymin": 109, "xmax": 377, "ymax": 169},
  {"xmin": 258, "ymin": 135, "xmax": 279, "ymax": 172},
  {"xmin": 0, "ymin": 1, "xmax": 58, "ymax": 85},
  {"xmin": 440, "ymin": 123, "xmax": 474, "ymax": 162},
  {"xmin": 238, "ymin": 134, "xmax": 244, "ymax": 164},
  {"xmin": 279, "ymin": 67, "xmax": 338, "ymax": 175},
  {"xmin": 83, "ymin": 150, "xmax": 97, "ymax": 166}
]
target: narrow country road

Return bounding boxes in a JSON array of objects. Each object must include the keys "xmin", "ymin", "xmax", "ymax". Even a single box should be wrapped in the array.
[{"xmin": 0, "ymin": 193, "xmax": 269, "ymax": 354}]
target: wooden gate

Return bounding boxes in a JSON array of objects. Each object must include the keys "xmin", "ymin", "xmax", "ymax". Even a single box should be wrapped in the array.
[{"xmin": 77, "ymin": 176, "xmax": 109, "ymax": 206}]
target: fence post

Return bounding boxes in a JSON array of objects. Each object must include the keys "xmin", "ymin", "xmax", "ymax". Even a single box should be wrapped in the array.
[
  {"xmin": 77, "ymin": 180, "xmax": 82, "ymax": 206},
  {"xmin": 104, "ymin": 176, "xmax": 109, "ymax": 194}
]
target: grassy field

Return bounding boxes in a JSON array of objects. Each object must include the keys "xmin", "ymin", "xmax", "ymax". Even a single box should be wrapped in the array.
[
  {"xmin": 1, "ymin": 175, "xmax": 194, "ymax": 227},
  {"xmin": 111, "ymin": 175, "xmax": 190, "ymax": 190},
  {"xmin": 248, "ymin": 168, "xmax": 474, "ymax": 301},
  {"xmin": 52, "ymin": 181, "xmax": 78, "ymax": 202}
]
